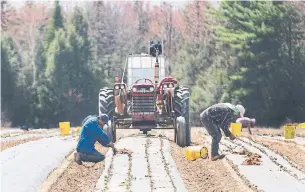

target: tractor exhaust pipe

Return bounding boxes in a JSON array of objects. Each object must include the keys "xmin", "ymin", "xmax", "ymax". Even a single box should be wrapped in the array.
[
  {"xmin": 154, "ymin": 60, "xmax": 159, "ymax": 86},
  {"xmin": 154, "ymin": 49, "xmax": 159, "ymax": 87}
]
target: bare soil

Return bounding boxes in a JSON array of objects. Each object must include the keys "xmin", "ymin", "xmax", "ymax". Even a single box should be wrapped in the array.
[
  {"xmin": 251, "ymin": 127, "xmax": 305, "ymax": 137},
  {"xmin": 1, "ymin": 128, "xmax": 58, "ymax": 137},
  {"xmin": 1, "ymin": 136, "xmax": 41, "ymax": 151},
  {"xmin": 48, "ymin": 130, "xmax": 138, "ymax": 192},
  {"xmin": 167, "ymin": 128, "xmax": 253, "ymax": 192},
  {"xmin": 191, "ymin": 126, "xmax": 305, "ymax": 137},
  {"xmin": 252, "ymin": 136, "xmax": 305, "ymax": 171},
  {"xmin": 48, "ymin": 143, "xmax": 108, "ymax": 192},
  {"xmin": 44, "ymin": 126, "xmax": 305, "ymax": 192}
]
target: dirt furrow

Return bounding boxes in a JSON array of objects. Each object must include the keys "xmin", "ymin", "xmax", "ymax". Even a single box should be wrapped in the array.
[
  {"xmin": 221, "ymin": 138, "xmax": 248, "ymax": 153},
  {"xmin": 145, "ymin": 138, "xmax": 153, "ymax": 191},
  {"xmin": 205, "ymin": 137, "xmax": 258, "ymax": 192},
  {"xmin": 1, "ymin": 129, "xmax": 59, "ymax": 139},
  {"xmin": 170, "ymin": 133, "xmax": 253, "ymax": 192},
  {"xmin": 103, "ymin": 151, "xmax": 114, "ymax": 191},
  {"xmin": 43, "ymin": 128, "xmax": 305, "ymax": 192},
  {"xmin": 252, "ymin": 136, "xmax": 305, "ymax": 171},
  {"xmin": 237, "ymin": 137, "xmax": 305, "ymax": 182},
  {"xmin": 220, "ymin": 137, "xmax": 305, "ymax": 191},
  {"xmin": 49, "ymin": 143, "xmax": 108, "ymax": 192},
  {"xmin": 223, "ymin": 158, "xmax": 260, "ymax": 192},
  {"xmin": 1, "ymin": 130, "xmax": 60, "ymax": 151},
  {"xmin": 95, "ymin": 135, "xmax": 185, "ymax": 192},
  {"xmin": 148, "ymin": 137, "xmax": 175, "ymax": 191},
  {"xmin": 256, "ymin": 135, "xmax": 305, "ymax": 148},
  {"xmin": 160, "ymin": 137, "xmax": 176, "ymax": 190},
  {"xmin": 236, "ymin": 137, "xmax": 300, "ymax": 179},
  {"xmin": 1, "ymin": 136, "xmax": 42, "ymax": 151},
  {"xmin": 220, "ymin": 140, "xmax": 260, "ymax": 191},
  {"xmin": 126, "ymin": 153, "xmax": 132, "ymax": 192},
  {"xmin": 162, "ymin": 138, "xmax": 188, "ymax": 192}
]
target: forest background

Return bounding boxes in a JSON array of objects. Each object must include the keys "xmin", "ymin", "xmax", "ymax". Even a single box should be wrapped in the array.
[{"xmin": 1, "ymin": 1, "xmax": 305, "ymax": 128}]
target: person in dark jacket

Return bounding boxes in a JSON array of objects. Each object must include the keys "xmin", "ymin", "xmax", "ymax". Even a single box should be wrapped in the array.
[
  {"xmin": 156, "ymin": 40, "xmax": 162, "ymax": 55},
  {"xmin": 200, "ymin": 103, "xmax": 245, "ymax": 161},
  {"xmin": 74, "ymin": 114, "xmax": 117, "ymax": 165},
  {"xmin": 150, "ymin": 40, "xmax": 156, "ymax": 56}
]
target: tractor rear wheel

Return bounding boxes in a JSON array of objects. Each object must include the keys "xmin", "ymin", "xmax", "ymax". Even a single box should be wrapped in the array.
[
  {"xmin": 99, "ymin": 88, "xmax": 116, "ymax": 143},
  {"xmin": 174, "ymin": 87, "xmax": 191, "ymax": 146},
  {"xmin": 99, "ymin": 88, "xmax": 115, "ymax": 118},
  {"xmin": 176, "ymin": 116, "xmax": 186, "ymax": 147}
]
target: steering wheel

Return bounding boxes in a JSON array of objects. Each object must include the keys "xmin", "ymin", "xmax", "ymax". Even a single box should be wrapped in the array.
[{"xmin": 135, "ymin": 78, "xmax": 154, "ymax": 84}]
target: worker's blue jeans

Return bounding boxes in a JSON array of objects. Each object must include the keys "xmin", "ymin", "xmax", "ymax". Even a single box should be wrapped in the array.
[
  {"xmin": 200, "ymin": 114, "xmax": 222, "ymax": 157},
  {"xmin": 78, "ymin": 150, "xmax": 105, "ymax": 163}
]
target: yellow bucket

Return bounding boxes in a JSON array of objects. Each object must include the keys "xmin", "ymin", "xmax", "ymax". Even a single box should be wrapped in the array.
[
  {"xmin": 284, "ymin": 124, "xmax": 296, "ymax": 139},
  {"xmin": 230, "ymin": 123, "xmax": 242, "ymax": 137},
  {"xmin": 185, "ymin": 146, "xmax": 208, "ymax": 161},
  {"xmin": 298, "ymin": 123, "xmax": 305, "ymax": 129},
  {"xmin": 59, "ymin": 122, "xmax": 70, "ymax": 136}
]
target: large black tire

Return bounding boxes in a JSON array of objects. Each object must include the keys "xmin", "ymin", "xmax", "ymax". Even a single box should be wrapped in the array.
[
  {"xmin": 99, "ymin": 88, "xmax": 115, "ymax": 119},
  {"xmin": 174, "ymin": 87, "xmax": 191, "ymax": 146},
  {"xmin": 176, "ymin": 116, "xmax": 186, "ymax": 147}
]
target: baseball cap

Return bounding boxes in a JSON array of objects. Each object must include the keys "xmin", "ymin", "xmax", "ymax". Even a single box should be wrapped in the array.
[
  {"xmin": 235, "ymin": 104, "xmax": 245, "ymax": 117},
  {"xmin": 222, "ymin": 103, "xmax": 245, "ymax": 117},
  {"xmin": 223, "ymin": 103, "xmax": 239, "ymax": 115},
  {"xmin": 99, "ymin": 114, "xmax": 109, "ymax": 125}
]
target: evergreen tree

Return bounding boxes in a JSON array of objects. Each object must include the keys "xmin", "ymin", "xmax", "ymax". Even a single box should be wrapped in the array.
[
  {"xmin": 216, "ymin": 1, "xmax": 305, "ymax": 125},
  {"xmin": 65, "ymin": 7, "xmax": 97, "ymax": 123},
  {"xmin": 45, "ymin": 0, "xmax": 64, "ymax": 49},
  {"xmin": 1, "ymin": 35, "xmax": 19, "ymax": 122}
]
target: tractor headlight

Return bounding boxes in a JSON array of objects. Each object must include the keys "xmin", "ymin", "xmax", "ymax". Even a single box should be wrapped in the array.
[
  {"xmin": 120, "ymin": 85, "xmax": 125, "ymax": 89},
  {"xmin": 132, "ymin": 87, "xmax": 137, "ymax": 92},
  {"xmin": 163, "ymin": 84, "xmax": 168, "ymax": 88},
  {"xmin": 115, "ymin": 85, "xmax": 119, "ymax": 89},
  {"xmin": 169, "ymin": 83, "xmax": 173, "ymax": 88},
  {"xmin": 149, "ymin": 87, "xmax": 154, "ymax": 92}
]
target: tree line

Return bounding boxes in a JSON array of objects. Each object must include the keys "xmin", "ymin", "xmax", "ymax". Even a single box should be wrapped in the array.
[{"xmin": 1, "ymin": 1, "xmax": 305, "ymax": 128}]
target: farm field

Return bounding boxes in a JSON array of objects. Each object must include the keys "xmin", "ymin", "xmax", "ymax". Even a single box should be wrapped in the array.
[{"xmin": 1, "ymin": 127, "xmax": 305, "ymax": 192}]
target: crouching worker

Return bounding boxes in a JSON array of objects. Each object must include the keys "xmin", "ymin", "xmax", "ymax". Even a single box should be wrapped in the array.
[
  {"xmin": 236, "ymin": 117, "xmax": 255, "ymax": 135},
  {"xmin": 74, "ymin": 114, "xmax": 117, "ymax": 165},
  {"xmin": 200, "ymin": 103, "xmax": 245, "ymax": 161}
]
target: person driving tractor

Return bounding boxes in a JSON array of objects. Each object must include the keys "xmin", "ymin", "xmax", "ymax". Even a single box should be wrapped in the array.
[
  {"xmin": 200, "ymin": 103, "xmax": 245, "ymax": 161},
  {"xmin": 74, "ymin": 114, "xmax": 117, "ymax": 165},
  {"xmin": 150, "ymin": 40, "xmax": 162, "ymax": 56}
]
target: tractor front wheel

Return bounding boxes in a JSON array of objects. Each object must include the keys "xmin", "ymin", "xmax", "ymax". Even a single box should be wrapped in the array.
[
  {"xmin": 176, "ymin": 116, "xmax": 187, "ymax": 147},
  {"xmin": 174, "ymin": 87, "xmax": 191, "ymax": 146}
]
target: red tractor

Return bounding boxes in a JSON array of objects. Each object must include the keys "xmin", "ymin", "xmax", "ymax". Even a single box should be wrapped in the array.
[{"xmin": 99, "ymin": 41, "xmax": 191, "ymax": 147}]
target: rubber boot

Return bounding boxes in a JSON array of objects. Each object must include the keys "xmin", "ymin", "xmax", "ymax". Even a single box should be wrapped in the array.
[
  {"xmin": 74, "ymin": 152, "xmax": 83, "ymax": 165},
  {"xmin": 211, "ymin": 154, "xmax": 225, "ymax": 161}
]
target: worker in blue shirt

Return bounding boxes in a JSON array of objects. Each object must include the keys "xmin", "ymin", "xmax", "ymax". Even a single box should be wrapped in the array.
[{"xmin": 74, "ymin": 114, "xmax": 117, "ymax": 165}]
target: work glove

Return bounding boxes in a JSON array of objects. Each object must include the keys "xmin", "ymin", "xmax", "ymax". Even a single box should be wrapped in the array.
[
  {"xmin": 229, "ymin": 133, "xmax": 236, "ymax": 140},
  {"xmin": 108, "ymin": 142, "xmax": 117, "ymax": 155},
  {"xmin": 112, "ymin": 147, "xmax": 117, "ymax": 155}
]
